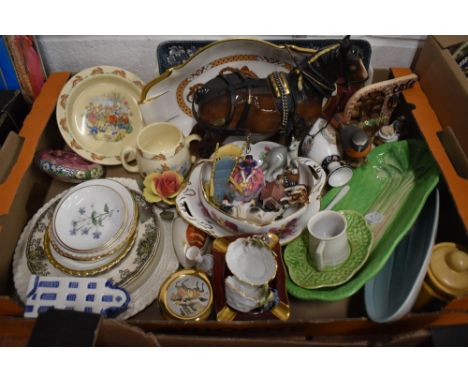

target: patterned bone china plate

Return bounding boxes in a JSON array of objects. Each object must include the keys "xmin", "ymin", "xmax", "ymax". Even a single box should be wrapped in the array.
[
  {"xmin": 13, "ymin": 178, "xmax": 178, "ymax": 319},
  {"xmin": 56, "ymin": 66, "xmax": 145, "ymax": 165},
  {"xmin": 51, "ymin": 179, "xmax": 134, "ymax": 255},
  {"xmin": 140, "ymin": 39, "xmax": 319, "ymax": 136}
]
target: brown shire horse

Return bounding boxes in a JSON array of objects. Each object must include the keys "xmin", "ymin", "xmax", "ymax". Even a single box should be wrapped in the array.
[{"xmin": 190, "ymin": 36, "xmax": 368, "ymax": 155}]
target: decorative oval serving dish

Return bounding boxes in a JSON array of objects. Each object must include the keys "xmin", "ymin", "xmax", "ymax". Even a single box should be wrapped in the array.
[
  {"xmin": 35, "ymin": 150, "xmax": 104, "ymax": 183},
  {"xmin": 198, "ymin": 141, "xmax": 326, "ymax": 233},
  {"xmin": 176, "ymin": 160, "xmax": 323, "ymax": 245},
  {"xmin": 56, "ymin": 66, "xmax": 145, "ymax": 165},
  {"xmin": 140, "ymin": 39, "xmax": 321, "ymax": 136}
]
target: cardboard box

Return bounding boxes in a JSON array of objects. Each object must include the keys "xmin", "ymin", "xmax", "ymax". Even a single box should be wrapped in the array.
[
  {"xmin": 397, "ymin": 62, "xmax": 468, "ymax": 234},
  {"xmin": 1, "ymin": 71, "xmax": 468, "ymax": 346},
  {"xmin": 414, "ymin": 36, "xmax": 468, "ymax": 174}
]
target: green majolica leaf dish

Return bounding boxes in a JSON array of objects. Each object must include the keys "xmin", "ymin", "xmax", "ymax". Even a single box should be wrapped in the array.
[
  {"xmin": 284, "ymin": 210, "xmax": 372, "ymax": 289},
  {"xmin": 285, "ymin": 140, "xmax": 439, "ymax": 300}
]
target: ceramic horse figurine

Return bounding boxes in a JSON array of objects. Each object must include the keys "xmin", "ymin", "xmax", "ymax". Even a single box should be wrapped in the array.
[{"xmin": 190, "ymin": 36, "xmax": 368, "ymax": 156}]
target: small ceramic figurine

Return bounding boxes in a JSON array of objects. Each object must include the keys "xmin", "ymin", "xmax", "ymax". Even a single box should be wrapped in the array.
[
  {"xmin": 340, "ymin": 124, "xmax": 372, "ymax": 167},
  {"xmin": 212, "ymin": 157, "xmax": 237, "ymax": 205},
  {"xmin": 281, "ymin": 184, "xmax": 309, "ymax": 205},
  {"xmin": 375, "ymin": 124, "xmax": 399, "ymax": 144},
  {"xmin": 35, "ymin": 149, "xmax": 104, "ymax": 183},
  {"xmin": 184, "ymin": 228, "xmax": 213, "ymax": 274},
  {"xmin": 260, "ymin": 180, "xmax": 285, "ymax": 211},
  {"xmin": 229, "ymin": 200, "xmax": 284, "ymax": 225},
  {"xmin": 229, "ymin": 155, "xmax": 265, "ymax": 202},
  {"xmin": 261, "ymin": 146, "xmax": 288, "ymax": 181}
]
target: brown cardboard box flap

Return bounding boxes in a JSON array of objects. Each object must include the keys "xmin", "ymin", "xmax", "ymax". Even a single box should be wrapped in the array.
[
  {"xmin": 433, "ymin": 35, "xmax": 468, "ymax": 49},
  {"xmin": 393, "ymin": 68, "xmax": 468, "ymax": 234},
  {"xmin": 0, "ymin": 72, "xmax": 70, "ymax": 217}
]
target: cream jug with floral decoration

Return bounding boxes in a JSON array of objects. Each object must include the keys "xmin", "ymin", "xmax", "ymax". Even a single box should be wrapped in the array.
[{"xmin": 121, "ymin": 122, "xmax": 201, "ymax": 177}]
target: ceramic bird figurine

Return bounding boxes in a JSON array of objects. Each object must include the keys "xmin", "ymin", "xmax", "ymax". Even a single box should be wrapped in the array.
[{"xmin": 340, "ymin": 124, "xmax": 371, "ymax": 167}]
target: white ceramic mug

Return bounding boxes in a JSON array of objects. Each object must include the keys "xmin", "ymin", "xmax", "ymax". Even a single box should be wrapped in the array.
[
  {"xmin": 121, "ymin": 122, "xmax": 201, "ymax": 177},
  {"xmin": 307, "ymin": 210, "xmax": 350, "ymax": 271}
]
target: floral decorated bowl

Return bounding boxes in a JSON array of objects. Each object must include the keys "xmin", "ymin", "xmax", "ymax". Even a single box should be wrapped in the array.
[
  {"xmin": 198, "ymin": 150, "xmax": 326, "ymax": 236},
  {"xmin": 50, "ymin": 179, "xmax": 137, "ymax": 259},
  {"xmin": 35, "ymin": 150, "xmax": 104, "ymax": 183}
]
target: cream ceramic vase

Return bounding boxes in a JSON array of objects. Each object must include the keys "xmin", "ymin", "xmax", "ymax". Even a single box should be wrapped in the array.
[{"xmin": 121, "ymin": 122, "xmax": 201, "ymax": 177}]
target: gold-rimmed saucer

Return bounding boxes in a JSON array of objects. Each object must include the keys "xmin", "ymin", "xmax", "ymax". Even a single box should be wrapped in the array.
[
  {"xmin": 50, "ymin": 179, "xmax": 137, "ymax": 258},
  {"xmin": 47, "ymin": 200, "xmax": 138, "ymax": 262},
  {"xmin": 44, "ymin": 228, "xmax": 137, "ymax": 277}
]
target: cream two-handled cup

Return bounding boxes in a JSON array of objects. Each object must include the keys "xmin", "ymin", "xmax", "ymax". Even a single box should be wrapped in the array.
[
  {"xmin": 307, "ymin": 210, "xmax": 350, "ymax": 271},
  {"xmin": 120, "ymin": 122, "xmax": 201, "ymax": 177}
]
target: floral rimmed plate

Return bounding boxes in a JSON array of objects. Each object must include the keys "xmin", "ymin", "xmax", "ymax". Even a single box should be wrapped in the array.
[
  {"xmin": 284, "ymin": 210, "xmax": 372, "ymax": 289},
  {"xmin": 12, "ymin": 178, "xmax": 179, "ymax": 319},
  {"xmin": 44, "ymin": 227, "xmax": 137, "ymax": 276},
  {"xmin": 56, "ymin": 66, "xmax": 145, "ymax": 165},
  {"xmin": 52, "ymin": 180, "xmax": 132, "ymax": 254}
]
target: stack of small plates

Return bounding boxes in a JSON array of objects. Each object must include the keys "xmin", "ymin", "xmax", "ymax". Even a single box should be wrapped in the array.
[{"xmin": 45, "ymin": 179, "xmax": 138, "ymax": 276}]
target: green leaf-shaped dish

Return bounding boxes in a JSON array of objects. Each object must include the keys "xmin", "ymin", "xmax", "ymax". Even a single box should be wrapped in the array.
[
  {"xmin": 284, "ymin": 210, "xmax": 372, "ymax": 289},
  {"xmin": 285, "ymin": 140, "xmax": 439, "ymax": 300}
]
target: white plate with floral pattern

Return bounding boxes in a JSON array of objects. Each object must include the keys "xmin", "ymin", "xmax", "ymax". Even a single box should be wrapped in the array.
[
  {"xmin": 13, "ymin": 178, "xmax": 179, "ymax": 319},
  {"xmin": 51, "ymin": 179, "xmax": 135, "ymax": 255},
  {"xmin": 56, "ymin": 66, "xmax": 145, "ymax": 165}
]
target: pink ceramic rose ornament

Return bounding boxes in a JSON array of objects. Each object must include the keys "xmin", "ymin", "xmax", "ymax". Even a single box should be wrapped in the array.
[{"xmin": 143, "ymin": 170, "xmax": 184, "ymax": 205}]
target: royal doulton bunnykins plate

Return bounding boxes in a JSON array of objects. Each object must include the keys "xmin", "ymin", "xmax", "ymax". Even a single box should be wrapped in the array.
[{"xmin": 56, "ymin": 66, "xmax": 145, "ymax": 165}]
